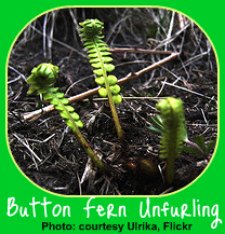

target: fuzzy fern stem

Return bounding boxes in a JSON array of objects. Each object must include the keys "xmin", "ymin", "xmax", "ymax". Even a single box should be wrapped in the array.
[
  {"xmin": 79, "ymin": 19, "xmax": 124, "ymax": 140},
  {"xmin": 27, "ymin": 63, "xmax": 105, "ymax": 172}
]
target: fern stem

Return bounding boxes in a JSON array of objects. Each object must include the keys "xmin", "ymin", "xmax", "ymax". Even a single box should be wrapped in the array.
[
  {"xmin": 94, "ymin": 41, "xmax": 124, "ymax": 139},
  {"xmin": 108, "ymin": 93, "xmax": 124, "ymax": 139},
  {"xmin": 72, "ymin": 126, "xmax": 105, "ymax": 172},
  {"xmin": 166, "ymin": 158, "xmax": 175, "ymax": 185},
  {"xmin": 44, "ymin": 89, "xmax": 105, "ymax": 172}
]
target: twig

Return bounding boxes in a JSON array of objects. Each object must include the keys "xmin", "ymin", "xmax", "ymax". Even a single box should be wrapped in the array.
[
  {"xmin": 109, "ymin": 47, "xmax": 174, "ymax": 55},
  {"xmin": 82, "ymin": 96, "xmax": 167, "ymax": 102},
  {"xmin": 165, "ymin": 11, "xmax": 175, "ymax": 50},
  {"xmin": 8, "ymin": 66, "xmax": 26, "ymax": 83},
  {"xmin": 177, "ymin": 13, "xmax": 188, "ymax": 30},
  {"xmin": 30, "ymin": 25, "xmax": 85, "ymax": 58},
  {"xmin": 13, "ymin": 134, "xmax": 42, "ymax": 169},
  {"xmin": 161, "ymin": 81, "xmax": 214, "ymax": 100},
  {"xmin": 30, "ymin": 24, "xmax": 175, "ymax": 58},
  {"xmin": 22, "ymin": 52, "xmax": 179, "ymax": 122}
]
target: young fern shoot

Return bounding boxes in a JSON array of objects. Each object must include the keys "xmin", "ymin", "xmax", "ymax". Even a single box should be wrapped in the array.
[
  {"xmin": 26, "ymin": 63, "xmax": 105, "ymax": 171},
  {"xmin": 156, "ymin": 97, "xmax": 187, "ymax": 184},
  {"xmin": 79, "ymin": 19, "xmax": 124, "ymax": 140}
]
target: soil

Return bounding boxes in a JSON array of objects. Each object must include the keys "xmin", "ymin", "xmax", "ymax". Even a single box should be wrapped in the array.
[{"xmin": 8, "ymin": 8, "xmax": 217, "ymax": 195}]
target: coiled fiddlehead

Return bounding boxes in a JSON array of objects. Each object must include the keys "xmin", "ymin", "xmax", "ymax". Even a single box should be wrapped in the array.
[
  {"xmin": 27, "ymin": 63, "xmax": 104, "ymax": 171},
  {"xmin": 79, "ymin": 19, "xmax": 124, "ymax": 140},
  {"xmin": 156, "ymin": 97, "xmax": 187, "ymax": 184}
]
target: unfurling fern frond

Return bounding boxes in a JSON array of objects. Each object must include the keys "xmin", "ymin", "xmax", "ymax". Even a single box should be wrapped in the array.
[
  {"xmin": 27, "ymin": 63, "xmax": 59, "ymax": 95},
  {"xmin": 156, "ymin": 97, "xmax": 187, "ymax": 184},
  {"xmin": 27, "ymin": 63, "xmax": 104, "ymax": 171},
  {"xmin": 79, "ymin": 19, "xmax": 124, "ymax": 139}
]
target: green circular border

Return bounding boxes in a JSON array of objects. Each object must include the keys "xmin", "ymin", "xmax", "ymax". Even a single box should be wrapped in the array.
[{"xmin": 6, "ymin": 5, "xmax": 220, "ymax": 198}]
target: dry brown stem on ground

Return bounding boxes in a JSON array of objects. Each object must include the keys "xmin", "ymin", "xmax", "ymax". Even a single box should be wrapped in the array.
[{"xmin": 22, "ymin": 52, "xmax": 179, "ymax": 122}]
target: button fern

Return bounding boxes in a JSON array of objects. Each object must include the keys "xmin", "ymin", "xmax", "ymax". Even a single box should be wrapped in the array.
[
  {"xmin": 156, "ymin": 97, "xmax": 187, "ymax": 184},
  {"xmin": 79, "ymin": 19, "xmax": 124, "ymax": 139},
  {"xmin": 27, "ymin": 63, "xmax": 104, "ymax": 171}
]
